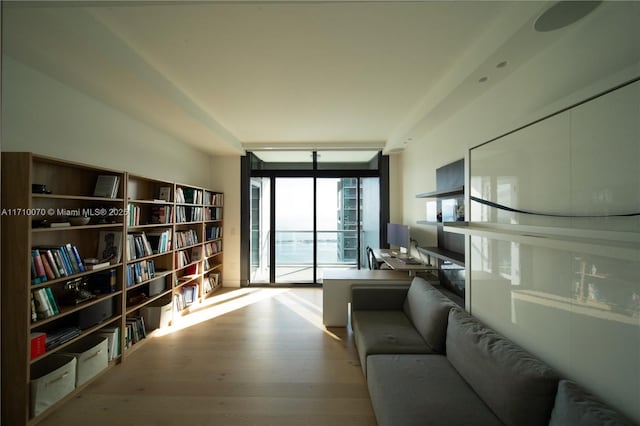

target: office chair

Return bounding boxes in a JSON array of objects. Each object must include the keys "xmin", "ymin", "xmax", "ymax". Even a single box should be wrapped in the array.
[{"xmin": 366, "ymin": 246, "xmax": 389, "ymax": 270}]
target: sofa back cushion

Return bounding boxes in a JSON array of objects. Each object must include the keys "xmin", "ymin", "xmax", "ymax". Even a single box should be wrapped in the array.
[
  {"xmin": 402, "ymin": 277, "xmax": 455, "ymax": 353},
  {"xmin": 446, "ymin": 309, "xmax": 559, "ymax": 426},
  {"xmin": 549, "ymin": 380, "xmax": 634, "ymax": 426}
]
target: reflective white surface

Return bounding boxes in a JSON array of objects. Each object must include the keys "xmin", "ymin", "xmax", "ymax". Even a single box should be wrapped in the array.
[{"xmin": 468, "ymin": 81, "xmax": 640, "ymax": 421}]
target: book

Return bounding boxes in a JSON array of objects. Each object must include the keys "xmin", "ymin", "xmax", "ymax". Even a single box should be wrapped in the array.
[
  {"xmin": 31, "ymin": 250, "xmax": 48, "ymax": 283},
  {"xmin": 30, "ymin": 292, "xmax": 38, "ymax": 322},
  {"xmin": 30, "ymin": 332, "xmax": 47, "ymax": 360},
  {"xmin": 44, "ymin": 287, "xmax": 60, "ymax": 315},
  {"xmin": 49, "ymin": 221, "xmax": 71, "ymax": 228},
  {"xmin": 97, "ymin": 327, "xmax": 120, "ymax": 361},
  {"xmin": 42, "ymin": 250, "xmax": 61, "ymax": 279},
  {"xmin": 69, "ymin": 244, "xmax": 86, "ymax": 272},
  {"xmin": 33, "ymin": 289, "xmax": 52, "ymax": 319},
  {"xmin": 97, "ymin": 231, "xmax": 122, "ymax": 264},
  {"xmin": 30, "ymin": 257, "xmax": 40, "ymax": 285},
  {"xmin": 93, "ymin": 175, "xmax": 120, "ymax": 198},
  {"xmin": 85, "ymin": 261, "xmax": 111, "ymax": 271}
]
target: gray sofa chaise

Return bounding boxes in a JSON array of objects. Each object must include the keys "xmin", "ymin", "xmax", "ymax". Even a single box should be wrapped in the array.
[{"xmin": 351, "ymin": 277, "xmax": 633, "ymax": 426}]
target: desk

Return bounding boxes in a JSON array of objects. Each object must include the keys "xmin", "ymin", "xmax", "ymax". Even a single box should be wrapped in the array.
[
  {"xmin": 373, "ymin": 248, "xmax": 435, "ymax": 274},
  {"xmin": 322, "ymin": 269, "xmax": 411, "ymax": 327}
]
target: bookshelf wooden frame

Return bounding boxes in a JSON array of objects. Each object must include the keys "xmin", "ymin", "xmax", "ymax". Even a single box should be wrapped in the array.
[{"xmin": 1, "ymin": 153, "xmax": 224, "ymax": 425}]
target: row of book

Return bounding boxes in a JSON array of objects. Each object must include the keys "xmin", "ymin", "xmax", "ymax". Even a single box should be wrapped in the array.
[
  {"xmin": 173, "ymin": 283, "xmax": 199, "ymax": 313},
  {"xmin": 126, "ymin": 260, "xmax": 156, "ymax": 287},
  {"xmin": 151, "ymin": 205, "xmax": 173, "ymax": 224},
  {"xmin": 206, "ymin": 226, "xmax": 222, "ymax": 241},
  {"xmin": 203, "ymin": 272, "xmax": 220, "ymax": 294},
  {"xmin": 128, "ymin": 204, "xmax": 174, "ymax": 226},
  {"xmin": 31, "ymin": 288, "xmax": 60, "ymax": 321},
  {"xmin": 97, "ymin": 326, "xmax": 120, "ymax": 361},
  {"xmin": 175, "ymin": 250, "xmax": 192, "ymax": 269},
  {"xmin": 31, "ymin": 245, "xmax": 85, "ymax": 284},
  {"xmin": 126, "ymin": 232, "xmax": 153, "ymax": 261},
  {"xmin": 175, "ymin": 187, "xmax": 203, "ymax": 204},
  {"xmin": 204, "ymin": 240, "xmax": 222, "ymax": 256},
  {"xmin": 93, "ymin": 175, "xmax": 120, "ymax": 199},
  {"xmin": 204, "ymin": 192, "xmax": 223, "ymax": 206},
  {"xmin": 124, "ymin": 316, "xmax": 146, "ymax": 349},
  {"xmin": 175, "ymin": 229, "xmax": 198, "ymax": 248},
  {"xmin": 146, "ymin": 230, "xmax": 172, "ymax": 254},
  {"xmin": 205, "ymin": 207, "xmax": 223, "ymax": 221},
  {"xmin": 175, "ymin": 206, "xmax": 202, "ymax": 222},
  {"xmin": 45, "ymin": 326, "xmax": 82, "ymax": 351}
]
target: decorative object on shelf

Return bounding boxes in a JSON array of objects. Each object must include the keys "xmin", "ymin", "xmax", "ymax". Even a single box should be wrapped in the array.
[
  {"xmin": 69, "ymin": 216, "xmax": 91, "ymax": 226},
  {"xmin": 60, "ymin": 277, "xmax": 96, "ymax": 305},
  {"xmin": 97, "ymin": 231, "xmax": 123, "ymax": 264},
  {"xmin": 31, "ymin": 183, "xmax": 51, "ymax": 194}
]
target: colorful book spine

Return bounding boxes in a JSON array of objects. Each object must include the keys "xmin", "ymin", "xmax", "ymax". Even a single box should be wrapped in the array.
[
  {"xmin": 44, "ymin": 287, "xmax": 59, "ymax": 315},
  {"xmin": 70, "ymin": 244, "xmax": 85, "ymax": 272},
  {"xmin": 31, "ymin": 250, "xmax": 48, "ymax": 283}
]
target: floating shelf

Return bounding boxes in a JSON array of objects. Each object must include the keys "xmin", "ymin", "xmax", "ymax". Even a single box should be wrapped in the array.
[
  {"xmin": 417, "ymin": 246, "xmax": 465, "ymax": 267},
  {"xmin": 444, "ymin": 222, "xmax": 640, "ymax": 262},
  {"xmin": 416, "ymin": 186, "xmax": 464, "ymax": 199}
]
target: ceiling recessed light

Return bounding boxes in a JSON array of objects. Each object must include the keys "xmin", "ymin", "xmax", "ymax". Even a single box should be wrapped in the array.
[
  {"xmin": 496, "ymin": 61, "xmax": 508, "ymax": 69},
  {"xmin": 534, "ymin": 1, "xmax": 601, "ymax": 33},
  {"xmin": 478, "ymin": 76, "xmax": 488, "ymax": 83}
]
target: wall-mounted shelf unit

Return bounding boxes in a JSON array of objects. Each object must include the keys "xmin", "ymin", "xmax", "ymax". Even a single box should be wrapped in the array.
[{"xmin": 415, "ymin": 159, "xmax": 466, "ymax": 297}]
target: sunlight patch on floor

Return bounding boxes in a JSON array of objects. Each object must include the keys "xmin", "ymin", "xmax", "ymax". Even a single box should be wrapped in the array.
[{"xmin": 153, "ymin": 288, "xmax": 289, "ymax": 336}]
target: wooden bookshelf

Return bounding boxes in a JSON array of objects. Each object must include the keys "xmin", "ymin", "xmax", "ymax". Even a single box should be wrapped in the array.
[
  {"xmin": 1, "ymin": 153, "xmax": 126, "ymax": 425},
  {"xmin": 1, "ymin": 153, "xmax": 224, "ymax": 425}
]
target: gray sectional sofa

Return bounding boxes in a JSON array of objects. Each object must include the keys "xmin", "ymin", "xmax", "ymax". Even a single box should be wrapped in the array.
[{"xmin": 351, "ymin": 277, "xmax": 633, "ymax": 426}]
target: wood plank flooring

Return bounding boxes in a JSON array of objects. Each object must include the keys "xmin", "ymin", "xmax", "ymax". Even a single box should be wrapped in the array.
[{"xmin": 38, "ymin": 288, "xmax": 377, "ymax": 426}]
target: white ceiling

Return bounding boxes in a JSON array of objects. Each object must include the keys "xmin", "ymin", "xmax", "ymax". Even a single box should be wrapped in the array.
[{"xmin": 3, "ymin": 1, "xmax": 639, "ymax": 156}]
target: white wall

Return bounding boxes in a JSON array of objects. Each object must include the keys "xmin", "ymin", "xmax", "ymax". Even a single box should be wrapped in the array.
[
  {"xmin": 1, "ymin": 57, "xmax": 211, "ymax": 186},
  {"xmin": 209, "ymin": 155, "xmax": 242, "ymax": 288}
]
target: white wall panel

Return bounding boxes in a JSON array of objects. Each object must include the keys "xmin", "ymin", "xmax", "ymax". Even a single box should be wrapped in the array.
[{"xmin": 468, "ymin": 80, "xmax": 640, "ymax": 422}]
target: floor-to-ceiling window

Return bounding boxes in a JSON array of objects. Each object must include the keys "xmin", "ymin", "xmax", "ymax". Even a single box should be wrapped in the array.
[{"xmin": 243, "ymin": 150, "xmax": 388, "ymax": 285}]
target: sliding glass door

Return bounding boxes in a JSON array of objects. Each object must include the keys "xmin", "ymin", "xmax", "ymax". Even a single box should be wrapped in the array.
[
  {"xmin": 249, "ymin": 176, "xmax": 380, "ymax": 284},
  {"xmin": 245, "ymin": 150, "xmax": 386, "ymax": 285},
  {"xmin": 275, "ymin": 178, "xmax": 314, "ymax": 283}
]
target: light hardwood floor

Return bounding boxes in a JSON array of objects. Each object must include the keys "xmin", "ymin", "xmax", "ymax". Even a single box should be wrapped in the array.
[{"xmin": 39, "ymin": 288, "xmax": 377, "ymax": 426}]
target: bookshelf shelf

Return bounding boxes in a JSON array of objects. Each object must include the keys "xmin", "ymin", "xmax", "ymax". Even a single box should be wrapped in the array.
[
  {"xmin": 32, "ymin": 223, "xmax": 123, "ymax": 232},
  {"xmin": 125, "ymin": 271, "xmax": 172, "ymax": 291},
  {"xmin": 1, "ymin": 153, "xmax": 223, "ymax": 425},
  {"xmin": 29, "ymin": 315, "xmax": 122, "ymax": 364},
  {"xmin": 30, "ymin": 292, "xmax": 123, "ymax": 329},
  {"xmin": 125, "ymin": 289, "xmax": 173, "ymax": 315},
  {"xmin": 30, "ymin": 264, "xmax": 122, "ymax": 289},
  {"xmin": 127, "ymin": 199, "xmax": 173, "ymax": 205},
  {"xmin": 126, "ymin": 223, "xmax": 172, "ymax": 229},
  {"xmin": 32, "ymin": 194, "xmax": 125, "ymax": 202},
  {"xmin": 174, "ymin": 242, "xmax": 201, "ymax": 251}
]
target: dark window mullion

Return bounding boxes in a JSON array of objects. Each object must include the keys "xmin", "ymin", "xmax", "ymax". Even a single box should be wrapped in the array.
[{"xmin": 270, "ymin": 176, "xmax": 276, "ymax": 284}]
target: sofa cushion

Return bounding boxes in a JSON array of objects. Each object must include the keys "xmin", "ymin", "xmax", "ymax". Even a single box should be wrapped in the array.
[
  {"xmin": 351, "ymin": 310, "xmax": 431, "ymax": 376},
  {"xmin": 402, "ymin": 277, "xmax": 456, "ymax": 353},
  {"xmin": 367, "ymin": 354, "xmax": 503, "ymax": 426},
  {"xmin": 549, "ymin": 380, "xmax": 634, "ymax": 426},
  {"xmin": 351, "ymin": 285, "xmax": 410, "ymax": 311},
  {"xmin": 446, "ymin": 309, "xmax": 559, "ymax": 426}
]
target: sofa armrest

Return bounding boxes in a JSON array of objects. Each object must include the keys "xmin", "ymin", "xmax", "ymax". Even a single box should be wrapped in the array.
[{"xmin": 351, "ymin": 285, "xmax": 410, "ymax": 310}]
